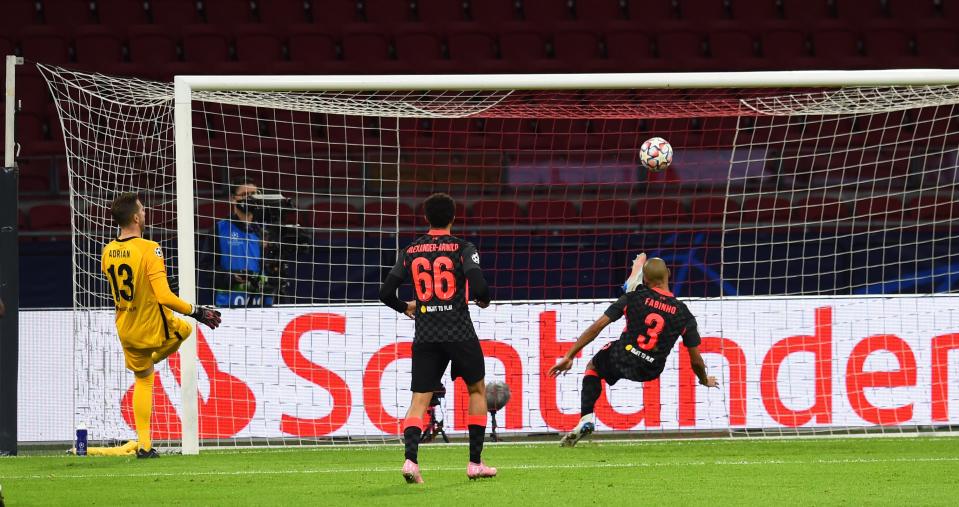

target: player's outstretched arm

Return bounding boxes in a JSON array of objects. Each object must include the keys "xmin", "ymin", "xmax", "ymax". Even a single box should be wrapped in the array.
[
  {"xmin": 147, "ymin": 276, "xmax": 221, "ymax": 329},
  {"xmin": 687, "ymin": 346, "xmax": 718, "ymax": 388},
  {"xmin": 548, "ymin": 314, "xmax": 612, "ymax": 377}
]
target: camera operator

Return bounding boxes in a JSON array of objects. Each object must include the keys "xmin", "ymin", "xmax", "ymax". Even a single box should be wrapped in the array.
[{"xmin": 206, "ymin": 177, "xmax": 274, "ymax": 308}]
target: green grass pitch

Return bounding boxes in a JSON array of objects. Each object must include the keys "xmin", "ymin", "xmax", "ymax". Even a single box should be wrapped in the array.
[{"xmin": 2, "ymin": 437, "xmax": 958, "ymax": 505}]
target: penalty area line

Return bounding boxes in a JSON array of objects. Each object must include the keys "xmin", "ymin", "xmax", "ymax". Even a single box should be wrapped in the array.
[{"xmin": 3, "ymin": 456, "xmax": 959, "ymax": 481}]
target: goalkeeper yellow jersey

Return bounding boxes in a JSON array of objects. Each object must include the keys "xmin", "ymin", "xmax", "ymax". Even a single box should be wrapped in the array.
[{"xmin": 101, "ymin": 237, "xmax": 192, "ymax": 349}]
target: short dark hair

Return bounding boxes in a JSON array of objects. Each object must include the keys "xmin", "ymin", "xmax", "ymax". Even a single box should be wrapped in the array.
[
  {"xmin": 111, "ymin": 192, "xmax": 140, "ymax": 227},
  {"xmin": 230, "ymin": 176, "xmax": 257, "ymax": 198},
  {"xmin": 423, "ymin": 193, "xmax": 456, "ymax": 228}
]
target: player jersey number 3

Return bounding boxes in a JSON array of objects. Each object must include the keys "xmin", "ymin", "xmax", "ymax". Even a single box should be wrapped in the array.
[
  {"xmin": 411, "ymin": 256, "xmax": 456, "ymax": 302},
  {"xmin": 636, "ymin": 313, "xmax": 665, "ymax": 351},
  {"xmin": 107, "ymin": 263, "xmax": 135, "ymax": 302}
]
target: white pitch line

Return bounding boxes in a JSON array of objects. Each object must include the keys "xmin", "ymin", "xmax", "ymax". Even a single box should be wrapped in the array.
[{"xmin": 2, "ymin": 456, "xmax": 958, "ymax": 481}]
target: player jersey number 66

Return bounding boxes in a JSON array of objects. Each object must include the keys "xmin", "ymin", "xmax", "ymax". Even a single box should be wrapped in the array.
[{"xmin": 412, "ymin": 256, "xmax": 456, "ymax": 301}]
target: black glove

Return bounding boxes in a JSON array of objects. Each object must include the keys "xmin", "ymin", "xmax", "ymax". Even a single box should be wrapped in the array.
[{"xmin": 190, "ymin": 305, "xmax": 222, "ymax": 329}]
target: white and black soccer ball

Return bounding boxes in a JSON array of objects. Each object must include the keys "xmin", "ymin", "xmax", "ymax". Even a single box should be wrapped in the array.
[
  {"xmin": 485, "ymin": 380, "xmax": 511, "ymax": 412},
  {"xmin": 639, "ymin": 137, "xmax": 673, "ymax": 172}
]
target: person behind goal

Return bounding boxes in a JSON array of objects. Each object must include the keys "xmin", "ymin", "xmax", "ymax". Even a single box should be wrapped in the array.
[
  {"xmin": 378, "ymin": 193, "xmax": 496, "ymax": 483},
  {"xmin": 548, "ymin": 253, "xmax": 719, "ymax": 446},
  {"xmin": 101, "ymin": 193, "xmax": 222, "ymax": 458}
]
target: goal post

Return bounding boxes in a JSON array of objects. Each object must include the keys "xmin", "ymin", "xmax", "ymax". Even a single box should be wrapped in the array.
[{"xmin": 38, "ymin": 65, "xmax": 959, "ymax": 452}]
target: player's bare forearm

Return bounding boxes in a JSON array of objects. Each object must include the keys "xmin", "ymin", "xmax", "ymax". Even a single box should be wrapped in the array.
[
  {"xmin": 564, "ymin": 315, "xmax": 611, "ymax": 360},
  {"xmin": 687, "ymin": 346, "xmax": 719, "ymax": 387}
]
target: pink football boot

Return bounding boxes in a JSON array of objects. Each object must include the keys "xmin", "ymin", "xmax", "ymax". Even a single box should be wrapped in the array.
[
  {"xmin": 402, "ymin": 459, "xmax": 423, "ymax": 484},
  {"xmin": 467, "ymin": 461, "xmax": 497, "ymax": 480}
]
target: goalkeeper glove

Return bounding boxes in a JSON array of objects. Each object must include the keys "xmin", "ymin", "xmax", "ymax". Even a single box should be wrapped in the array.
[
  {"xmin": 190, "ymin": 305, "xmax": 222, "ymax": 329},
  {"xmin": 622, "ymin": 253, "xmax": 647, "ymax": 293}
]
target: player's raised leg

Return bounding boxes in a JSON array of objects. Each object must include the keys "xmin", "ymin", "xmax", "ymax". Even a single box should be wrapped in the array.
[
  {"xmin": 401, "ymin": 392, "xmax": 432, "ymax": 483},
  {"xmin": 561, "ymin": 362, "xmax": 601, "ymax": 448},
  {"xmin": 465, "ymin": 379, "xmax": 497, "ymax": 479}
]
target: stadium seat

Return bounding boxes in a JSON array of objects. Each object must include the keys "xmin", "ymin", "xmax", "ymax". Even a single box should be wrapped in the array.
[
  {"xmin": 287, "ymin": 29, "xmax": 339, "ymax": 65},
  {"xmin": 885, "ymin": 0, "xmax": 939, "ymax": 19},
  {"xmin": 552, "ymin": 31, "xmax": 601, "ymax": 65},
  {"xmin": 690, "ymin": 196, "xmax": 735, "ymax": 223},
  {"xmin": 709, "ymin": 30, "xmax": 759, "ymax": 64},
  {"xmin": 761, "ymin": 29, "xmax": 810, "ymax": 60},
  {"xmin": 469, "ymin": 0, "xmax": 521, "ymax": 25},
  {"xmin": 796, "ymin": 196, "xmax": 849, "ymax": 223},
  {"xmin": 394, "ymin": 31, "xmax": 444, "ymax": 64},
  {"xmin": 521, "ymin": 0, "xmax": 574, "ymax": 22},
  {"xmin": 678, "ymin": 0, "xmax": 730, "ymax": 20},
  {"xmin": 254, "ymin": 0, "xmax": 311, "ymax": 24},
  {"xmin": 498, "ymin": 31, "xmax": 550, "ymax": 66},
  {"xmin": 362, "ymin": 0, "xmax": 413, "ymax": 23},
  {"xmin": 128, "ymin": 25, "xmax": 179, "ymax": 64},
  {"xmin": 623, "ymin": 0, "xmax": 677, "ymax": 19},
  {"xmin": 234, "ymin": 26, "xmax": 284, "ymax": 64},
  {"xmin": 74, "ymin": 26, "xmax": 125, "ymax": 67},
  {"xmin": 364, "ymin": 201, "xmax": 417, "ymax": 227},
  {"xmin": 95, "ymin": 0, "xmax": 151, "ymax": 27},
  {"xmin": 729, "ymin": 0, "xmax": 780, "ymax": 21},
  {"xmin": 416, "ymin": 0, "xmax": 468, "ymax": 23},
  {"xmin": 834, "ymin": 0, "xmax": 885, "ymax": 20},
  {"xmin": 863, "ymin": 29, "xmax": 914, "ymax": 60},
  {"xmin": 526, "ymin": 200, "xmax": 579, "ymax": 224},
  {"xmin": 915, "ymin": 30, "xmax": 959, "ymax": 59},
  {"xmin": 340, "ymin": 32, "xmax": 391, "ymax": 63},
  {"xmin": 201, "ymin": 0, "xmax": 256, "ymax": 25},
  {"xmin": 779, "ymin": 0, "xmax": 832, "ymax": 22},
  {"xmin": 182, "ymin": 25, "xmax": 232, "ymax": 63},
  {"xmin": 739, "ymin": 196, "xmax": 791, "ymax": 224},
  {"xmin": 812, "ymin": 29, "xmax": 865, "ymax": 67},
  {"xmin": 470, "ymin": 200, "xmax": 524, "ymax": 223},
  {"xmin": 656, "ymin": 31, "xmax": 708, "ymax": 69},
  {"xmin": 18, "ymin": 27, "xmax": 72, "ymax": 64},
  {"xmin": 906, "ymin": 195, "xmax": 959, "ymax": 222},
  {"xmin": 306, "ymin": 202, "xmax": 361, "ymax": 229},
  {"xmin": 580, "ymin": 199, "xmax": 631, "ymax": 224},
  {"xmin": 0, "ymin": 1, "xmax": 39, "ymax": 35},
  {"xmin": 196, "ymin": 200, "xmax": 233, "ymax": 230},
  {"xmin": 854, "ymin": 196, "xmax": 904, "ymax": 224},
  {"xmin": 149, "ymin": 0, "xmax": 204, "ymax": 25},
  {"xmin": 447, "ymin": 31, "xmax": 497, "ymax": 62},
  {"xmin": 604, "ymin": 30, "xmax": 654, "ymax": 69},
  {"xmin": 29, "ymin": 203, "xmax": 71, "ymax": 230},
  {"xmin": 42, "ymin": 0, "xmax": 95, "ymax": 26},
  {"xmin": 572, "ymin": 0, "xmax": 623, "ymax": 22},
  {"xmin": 634, "ymin": 198, "xmax": 684, "ymax": 225}
]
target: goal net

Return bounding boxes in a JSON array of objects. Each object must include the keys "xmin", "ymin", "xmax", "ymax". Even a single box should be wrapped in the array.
[{"xmin": 38, "ymin": 65, "xmax": 959, "ymax": 451}]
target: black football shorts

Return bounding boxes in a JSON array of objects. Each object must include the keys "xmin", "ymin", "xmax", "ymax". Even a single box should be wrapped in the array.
[{"xmin": 410, "ymin": 339, "xmax": 485, "ymax": 392}]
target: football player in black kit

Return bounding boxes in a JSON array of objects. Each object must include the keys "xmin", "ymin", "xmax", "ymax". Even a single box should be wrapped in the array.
[
  {"xmin": 548, "ymin": 253, "xmax": 719, "ymax": 446},
  {"xmin": 379, "ymin": 193, "xmax": 496, "ymax": 483}
]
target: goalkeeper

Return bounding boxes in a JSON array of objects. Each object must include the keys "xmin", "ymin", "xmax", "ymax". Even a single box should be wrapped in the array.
[
  {"xmin": 101, "ymin": 193, "xmax": 222, "ymax": 458},
  {"xmin": 548, "ymin": 253, "xmax": 718, "ymax": 447}
]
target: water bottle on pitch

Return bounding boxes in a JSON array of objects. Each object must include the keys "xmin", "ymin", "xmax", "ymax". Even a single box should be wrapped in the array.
[{"xmin": 75, "ymin": 424, "xmax": 88, "ymax": 456}]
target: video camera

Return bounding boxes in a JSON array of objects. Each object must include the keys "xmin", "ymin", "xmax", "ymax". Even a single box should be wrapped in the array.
[{"xmin": 235, "ymin": 193, "xmax": 293, "ymax": 224}]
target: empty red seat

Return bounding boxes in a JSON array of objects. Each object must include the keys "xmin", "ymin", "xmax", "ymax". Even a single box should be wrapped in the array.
[
  {"xmin": 915, "ymin": 30, "xmax": 959, "ymax": 58},
  {"xmin": 470, "ymin": 0, "xmax": 520, "ymax": 24},
  {"xmin": 362, "ymin": 0, "xmax": 413, "ymax": 23},
  {"xmin": 364, "ymin": 201, "xmax": 416, "ymax": 227},
  {"xmin": 95, "ymin": 0, "xmax": 151, "ymax": 27},
  {"xmin": 886, "ymin": 0, "xmax": 938, "ymax": 19},
  {"xmin": 634, "ymin": 198, "xmax": 684, "ymax": 225},
  {"xmin": 739, "ymin": 196, "xmax": 791, "ymax": 224},
  {"xmin": 796, "ymin": 196, "xmax": 849, "ymax": 223},
  {"xmin": 521, "ymin": 0, "xmax": 573, "ymax": 21},
  {"xmin": 605, "ymin": 30, "xmax": 654, "ymax": 63},
  {"xmin": 254, "ymin": 0, "xmax": 311, "ymax": 24},
  {"xmin": 29, "ymin": 204, "xmax": 71, "ymax": 230},
  {"xmin": 835, "ymin": 0, "xmax": 886, "ymax": 20},
  {"xmin": 235, "ymin": 26, "xmax": 284, "ymax": 63},
  {"xmin": 499, "ymin": 31, "xmax": 548, "ymax": 63},
  {"xmin": 182, "ymin": 25, "xmax": 232, "ymax": 63},
  {"xmin": 447, "ymin": 32, "xmax": 497, "ymax": 61},
  {"xmin": 471, "ymin": 200, "xmax": 523, "ymax": 223},
  {"xmin": 863, "ymin": 29, "xmax": 913, "ymax": 59},
  {"xmin": 552, "ymin": 31, "xmax": 601, "ymax": 63},
  {"xmin": 19, "ymin": 27, "xmax": 71, "ymax": 64},
  {"xmin": 149, "ymin": 0, "xmax": 203, "ymax": 24},
  {"xmin": 780, "ymin": 0, "xmax": 831, "ymax": 21},
  {"xmin": 307, "ymin": 202, "xmax": 360, "ymax": 228},
  {"xmin": 906, "ymin": 195, "xmax": 959, "ymax": 222},
  {"xmin": 690, "ymin": 196, "xmax": 735, "ymax": 223},
  {"xmin": 709, "ymin": 30, "xmax": 757, "ymax": 59},
  {"xmin": 580, "ymin": 199, "xmax": 631, "ymax": 224},
  {"xmin": 43, "ymin": 0, "xmax": 95, "ymax": 26},
  {"xmin": 574, "ymin": 0, "xmax": 623, "ymax": 21},
  {"xmin": 201, "ymin": 0, "xmax": 255, "ymax": 25},
  {"xmin": 854, "ymin": 196, "xmax": 904, "ymax": 223},
  {"xmin": 416, "ymin": 0, "xmax": 467, "ymax": 22},
  {"xmin": 0, "ymin": 1, "xmax": 39, "ymax": 34},
  {"xmin": 74, "ymin": 26, "xmax": 125, "ymax": 66},
  {"xmin": 761, "ymin": 30, "xmax": 809, "ymax": 59},
  {"xmin": 656, "ymin": 31, "xmax": 705, "ymax": 60},
  {"xmin": 812, "ymin": 29, "xmax": 863, "ymax": 60},
  {"xmin": 287, "ymin": 29, "xmax": 339, "ymax": 64},
  {"xmin": 526, "ymin": 200, "xmax": 578, "ymax": 224},
  {"xmin": 729, "ymin": 0, "xmax": 779, "ymax": 20},
  {"xmin": 679, "ymin": 0, "xmax": 729, "ymax": 19},
  {"xmin": 394, "ymin": 32, "xmax": 443, "ymax": 62},
  {"xmin": 341, "ymin": 32, "xmax": 391, "ymax": 63},
  {"xmin": 624, "ymin": 0, "xmax": 677, "ymax": 19},
  {"xmin": 128, "ymin": 25, "xmax": 179, "ymax": 64}
]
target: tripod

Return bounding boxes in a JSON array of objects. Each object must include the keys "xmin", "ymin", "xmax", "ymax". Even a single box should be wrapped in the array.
[{"xmin": 419, "ymin": 388, "xmax": 449, "ymax": 443}]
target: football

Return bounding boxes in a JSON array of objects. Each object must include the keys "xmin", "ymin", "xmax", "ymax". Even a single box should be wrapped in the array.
[
  {"xmin": 639, "ymin": 137, "xmax": 673, "ymax": 172},
  {"xmin": 485, "ymin": 380, "xmax": 511, "ymax": 412}
]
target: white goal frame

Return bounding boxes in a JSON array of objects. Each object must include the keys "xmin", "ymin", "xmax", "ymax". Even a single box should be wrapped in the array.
[{"xmin": 172, "ymin": 69, "xmax": 959, "ymax": 454}]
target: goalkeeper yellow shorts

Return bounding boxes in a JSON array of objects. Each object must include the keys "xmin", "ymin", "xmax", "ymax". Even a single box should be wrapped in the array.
[{"xmin": 122, "ymin": 317, "xmax": 192, "ymax": 372}]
